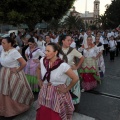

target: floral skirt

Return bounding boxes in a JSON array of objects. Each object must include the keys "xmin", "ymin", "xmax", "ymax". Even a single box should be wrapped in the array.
[{"xmin": 81, "ymin": 73, "xmax": 97, "ymax": 91}]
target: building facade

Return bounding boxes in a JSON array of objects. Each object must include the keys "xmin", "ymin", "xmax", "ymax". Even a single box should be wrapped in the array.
[{"xmin": 71, "ymin": 0, "xmax": 100, "ymax": 26}]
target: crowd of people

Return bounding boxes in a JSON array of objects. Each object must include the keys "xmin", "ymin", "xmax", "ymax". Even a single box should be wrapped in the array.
[{"xmin": 0, "ymin": 28, "xmax": 120, "ymax": 120}]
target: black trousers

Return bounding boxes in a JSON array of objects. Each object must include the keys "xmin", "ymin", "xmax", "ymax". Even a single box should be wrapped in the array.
[
  {"xmin": 103, "ymin": 44, "xmax": 109, "ymax": 56},
  {"xmin": 116, "ymin": 42, "xmax": 120, "ymax": 56},
  {"xmin": 117, "ymin": 42, "xmax": 120, "ymax": 51},
  {"xmin": 110, "ymin": 51, "xmax": 115, "ymax": 60}
]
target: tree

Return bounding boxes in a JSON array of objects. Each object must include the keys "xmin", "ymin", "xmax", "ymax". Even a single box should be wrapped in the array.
[
  {"xmin": 63, "ymin": 15, "xmax": 84, "ymax": 30},
  {"xmin": 48, "ymin": 18, "xmax": 61, "ymax": 31},
  {"xmin": 0, "ymin": 0, "xmax": 75, "ymax": 29},
  {"xmin": 89, "ymin": 24, "xmax": 97, "ymax": 30},
  {"xmin": 104, "ymin": 0, "xmax": 120, "ymax": 29},
  {"xmin": 94, "ymin": 15, "xmax": 109, "ymax": 30}
]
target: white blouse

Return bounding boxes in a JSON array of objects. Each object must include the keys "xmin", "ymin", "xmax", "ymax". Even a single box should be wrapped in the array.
[
  {"xmin": 40, "ymin": 57, "xmax": 70, "ymax": 86},
  {"xmin": 25, "ymin": 47, "xmax": 45, "ymax": 59},
  {"xmin": 79, "ymin": 46, "xmax": 98, "ymax": 58},
  {"xmin": 59, "ymin": 48, "xmax": 83, "ymax": 66},
  {"xmin": 0, "ymin": 49, "xmax": 22, "ymax": 68},
  {"xmin": 15, "ymin": 46, "xmax": 20, "ymax": 51}
]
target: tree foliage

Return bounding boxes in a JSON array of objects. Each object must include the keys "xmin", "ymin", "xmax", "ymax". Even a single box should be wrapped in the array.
[
  {"xmin": 0, "ymin": 0, "xmax": 75, "ymax": 29},
  {"xmin": 63, "ymin": 15, "xmax": 84, "ymax": 30},
  {"xmin": 104, "ymin": 0, "xmax": 120, "ymax": 29},
  {"xmin": 89, "ymin": 24, "xmax": 97, "ymax": 30},
  {"xmin": 48, "ymin": 18, "xmax": 61, "ymax": 31},
  {"xmin": 94, "ymin": 15, "xmax": 108, "ymax": 30}
]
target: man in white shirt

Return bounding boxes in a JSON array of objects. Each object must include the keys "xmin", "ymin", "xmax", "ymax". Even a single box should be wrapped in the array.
[
  {"xmin": 97, "ymin": 32, "xmax": 104, "ymax": 44},
  {"xmin": 70, "ymin": 38, "xmax": 76, "ymax": 48},
  {"xmin": 51, "ymin": 35, "xmax": 59, "ymax": 43},
  {"xmin": 78, "ymin": 30, "xmax": 85, "ymax": 47},
  {"xmin": 82, "ymin": 29, "xmax": 95, "ymax": 48},
  {"xmin": 108, "ymin": 36, "xmax": 117, "ymax": 61},
  {"xmin": 108, "ymin": 36, "xmax": 117, "ymax": 48},
  {"xmin": 107, "ymin": 30, "xmax": 112, "ymax": 39}
]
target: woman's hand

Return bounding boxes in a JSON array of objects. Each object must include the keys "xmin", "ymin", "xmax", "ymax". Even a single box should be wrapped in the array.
[
  {"xmin": 10, "ymin": 67, "xmax": 18, "ymax": 73},
  {"xmin": 38, "ymin": 80, "xmax": 43, "ymax": 88},
  {"xmin": 71, "ymin": 65, "xmax": 78, "ymax": 70},
  {"xmin": 57, "ymin": 86, "xmax": 68, "ymax": 94}
]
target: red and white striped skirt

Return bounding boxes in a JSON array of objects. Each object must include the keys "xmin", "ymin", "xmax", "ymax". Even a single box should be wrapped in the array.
[
  {"xmin": 36, "ymin": 84, "xmax": 74, "ymax": 120},
  {"xmin": 0, "ymin": 67, "xmax": 34, "ymax": 117}
]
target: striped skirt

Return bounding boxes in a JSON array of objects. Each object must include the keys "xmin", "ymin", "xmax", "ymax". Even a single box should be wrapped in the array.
[
  {"xmin": 0, "ymin": 67, "xmax": 34, "ymax": 117},
  {"xmin": 36, "ymin": 84, "xmax": 74, "ymax": 120}
]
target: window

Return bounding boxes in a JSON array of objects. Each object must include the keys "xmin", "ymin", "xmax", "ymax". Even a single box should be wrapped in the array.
[{"xmin": 96, "ymin": 4, "xmax": 98, "ymax": 9}]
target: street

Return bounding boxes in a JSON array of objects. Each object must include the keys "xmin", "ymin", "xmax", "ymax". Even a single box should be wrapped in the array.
[{"xmin": 79, "ymin": 55, "xmax": 120, "ymax": 120}]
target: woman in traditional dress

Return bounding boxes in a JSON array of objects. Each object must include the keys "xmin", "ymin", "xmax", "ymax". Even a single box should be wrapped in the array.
[
  {"xmin": 0, "ymin": 37, "xmax": 34, "ymax": 117},
  {"xmin": 94, "ymin": 36, "xmax": 105, "ymax": 78},
  {"xmin": 24, "ymin": 38, "xmax": 45, "ymax": 92},
  {"xmin": 36, "ymin": 43, "xmax": 79, "ymax": 120},
  {"xmin": 78, "ymin": 36, "xmax": 100, "ymax": 91},
  {"xmin": 59, "ymin": 35, "xmax": 84, "ymax": 106}
]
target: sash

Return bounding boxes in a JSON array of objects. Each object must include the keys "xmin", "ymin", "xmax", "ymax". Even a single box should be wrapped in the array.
[
  {"xmin": 28, "ymin": 48, "xmax": 40, "ymax": 59},
  {"xmin": 60, "ymin": 47, "xmax": 73, "ymax": 63}
]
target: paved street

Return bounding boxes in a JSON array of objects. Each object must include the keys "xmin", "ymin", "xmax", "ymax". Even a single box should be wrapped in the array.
[
  {"xmin": 78, "ymin": 55, "xmax": 120, "ymax": 120},
  {"xmin": 0, "ymin": 54, "xmax": 120, "ymax": 120},
  {"xmin": 0, "ymin": 101, "xmax": 95, "ymax": 120}
]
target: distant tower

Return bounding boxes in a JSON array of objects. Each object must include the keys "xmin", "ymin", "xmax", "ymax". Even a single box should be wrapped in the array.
[{"xmin": 94, "ymin": 0, "xmax": 100, "ymax": 19}]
